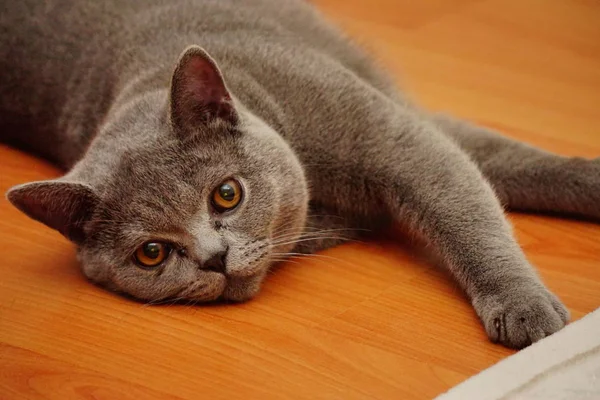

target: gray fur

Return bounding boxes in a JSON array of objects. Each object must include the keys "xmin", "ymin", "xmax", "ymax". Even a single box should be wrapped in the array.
[{"xmin": 2, "ymin": 0, "xmax": 599, "ymax": 349}]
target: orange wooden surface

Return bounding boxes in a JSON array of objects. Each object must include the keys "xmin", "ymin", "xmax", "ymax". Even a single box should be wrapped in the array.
[{"xmin": 1, "ymin": 1, "xmax": 599, "ymax": 399}]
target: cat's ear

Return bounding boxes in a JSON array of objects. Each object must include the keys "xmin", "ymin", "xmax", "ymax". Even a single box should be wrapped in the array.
[
  {"xmin": 6, "ymin": 181, "xmax": 99, "ymax": 244},
  {"xmin": 169, "ymin": 45, "xmax": 238, "ymax": 135}
]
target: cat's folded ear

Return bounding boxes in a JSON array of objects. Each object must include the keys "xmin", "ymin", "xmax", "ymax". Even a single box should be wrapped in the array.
[
  {"xmin": 6, "ymin": 181, "xmax": 99, "ymax": 244},
  {"xmin": 170, "ymin": 45, "xmax": 239, "ymax": 136}
]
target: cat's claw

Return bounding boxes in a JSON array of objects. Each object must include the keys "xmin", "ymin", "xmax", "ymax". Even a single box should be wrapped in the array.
[{"xmin": 474, "ymin": 287, "xmax": 569, "ymax": 349}]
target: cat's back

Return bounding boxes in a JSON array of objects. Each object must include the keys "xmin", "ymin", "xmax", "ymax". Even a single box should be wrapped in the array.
[
  {"xmin": 0, "ymin": 0, "xmax": 129, "ymax": 164},
  {"xmin": 0, "ymin": 0, "xmax": 397, "ymax": 165},
  {"xmin": 0, "ymin": 0, "xmax": 373, "ymax": 91}
]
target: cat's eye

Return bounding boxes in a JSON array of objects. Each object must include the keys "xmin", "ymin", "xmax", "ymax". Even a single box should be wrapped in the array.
[
  {"xmin": 211, "ymin": 179, "xmax": 243, "ymax": 213},
  {"xmin": 134, "ymin": 241, "xmax": 172, "ymax": 268}
]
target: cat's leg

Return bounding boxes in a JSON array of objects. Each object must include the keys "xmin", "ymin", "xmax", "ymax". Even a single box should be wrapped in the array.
[
  {"xmin": 430, "ymin": 113, "xmax": 600, "ymax": 220},
  {"xmin": 314, "ymin": 109, "xmax": 569, "ymax": 349}
]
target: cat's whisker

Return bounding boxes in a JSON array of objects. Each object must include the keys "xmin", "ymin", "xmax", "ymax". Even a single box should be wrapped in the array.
[
  {"xmin": 269, "ymin": 258, "xmax": 302, "ymax": 265},
  {"xmin": 142, "ymin": 298, "xmax": 165, "ymax": 307},
  {"xmin": 271, "ymin": 236, "xmax": 353, "ymax": 247},
  {"xmin": 273, "ymin": 226, "xmax": 363, "ymax": 236},
  {"xmin": 142, "ymin": 296, "xmax": 183, "ymax": 307},
  {"xmin": 271, "ymin": 216, "xmax": 352, "ymax": 235},
  {"xmin": 270, "ymin": 231, "xmax": 347, "ymax": 243},
  {"xmin": 183, "ymin": 298, "xmax": 198, "ymax": 309},
  {"xmin": 270, "ymin": 227, "xmax": 363, "ymax": 242},
  {"xmin": 275, "ymin": 220, "xmax": 366, "ymax": 233},
  {"xmin": 271, "ymin": 224, "xmax": 327, "ymax": 237},
  {"xmin": 271, "ymin": 252, "xmax": 361, "ymax": 269},
  {"xmin": 271, "ymin": 217, "xmax": 324, "ymax": 233}
]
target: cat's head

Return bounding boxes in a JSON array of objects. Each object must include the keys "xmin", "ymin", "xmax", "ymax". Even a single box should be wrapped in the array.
[{"xmin": 7, "ymin": 46, "xmax": 309, "ymax": 303}]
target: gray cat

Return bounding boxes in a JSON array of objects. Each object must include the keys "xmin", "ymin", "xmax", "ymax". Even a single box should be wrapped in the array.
[{"xmin": 2, "ymin": 0, "xmax": 598, "ymax": 349}]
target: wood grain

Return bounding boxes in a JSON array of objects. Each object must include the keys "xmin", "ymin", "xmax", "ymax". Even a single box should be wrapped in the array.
[{"xmin": 1, "ymin": 1, "xmax": 599, "ymax": 399}]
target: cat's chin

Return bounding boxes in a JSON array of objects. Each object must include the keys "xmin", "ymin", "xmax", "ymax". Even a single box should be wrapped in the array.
[
  {"xmin": 178, "ymin": 276, "xmax": 228, "ymax": 303},
  {"xmin": 221, "ymin": 273, "xmax": 266, "ymax": 302}
]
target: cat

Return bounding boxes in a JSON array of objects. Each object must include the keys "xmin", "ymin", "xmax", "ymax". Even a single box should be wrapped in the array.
[{"xmin": 1, "ymin": 0, "xmax": 598, "ymax": 350}]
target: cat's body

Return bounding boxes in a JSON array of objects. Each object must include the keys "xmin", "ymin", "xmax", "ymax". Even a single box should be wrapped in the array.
[
  {"xmin": 2, "ymin": 0, "xmax": 599, "ymax": 349},
  {"xmin": 1, "ymin": 0, "xmax": 397, "ymax": 168}
]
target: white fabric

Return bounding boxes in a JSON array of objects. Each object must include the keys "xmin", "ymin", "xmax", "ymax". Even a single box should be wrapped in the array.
[{"xmin": 436, "ymin": 308, "xmax": 600, "ymax": 400}]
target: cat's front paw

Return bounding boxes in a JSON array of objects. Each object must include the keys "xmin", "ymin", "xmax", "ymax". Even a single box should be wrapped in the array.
[{"xmin": 473, "ymin": 286, "xmax": 569, "ymax": 349}]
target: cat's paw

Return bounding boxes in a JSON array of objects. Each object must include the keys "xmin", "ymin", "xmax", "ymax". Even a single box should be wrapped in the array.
[{"xmin": 473, "ymin": 286, "xmax": 569, "ymax": 349}]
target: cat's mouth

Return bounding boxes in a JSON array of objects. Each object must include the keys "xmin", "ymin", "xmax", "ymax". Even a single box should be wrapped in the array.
[
  {"xmin": 225, "ymin": 263, "xmax": 264, "ymax": 278},
  {"xmin": 171, "ymin": 269, "xmax": 264, "ymax": 304},
  {"xmin": 176, "ymin": 272, "xmax": 228, "ymax": 302}
]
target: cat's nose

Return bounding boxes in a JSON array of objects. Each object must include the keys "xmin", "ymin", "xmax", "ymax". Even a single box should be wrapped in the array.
[{"xmin": 202, "ymin": 248, "xmax": 228, "ymax": 274}]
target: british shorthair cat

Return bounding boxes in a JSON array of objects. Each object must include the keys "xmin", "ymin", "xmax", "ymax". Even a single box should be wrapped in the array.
[{"xmin": 2, "ymin": 0, "xmax": 599, "ymax": 349}]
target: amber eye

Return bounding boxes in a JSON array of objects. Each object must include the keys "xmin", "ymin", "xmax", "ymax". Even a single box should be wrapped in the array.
[
  {"xmin": 211, "ymin": 179, "xmax": 243, "ymax": 212},
  {"xmin": 134, "ymin": 242, "xmax": 171, "ymax": 268}
]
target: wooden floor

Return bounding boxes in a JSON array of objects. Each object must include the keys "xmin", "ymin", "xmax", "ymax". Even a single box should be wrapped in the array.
[{"xmin": 1, "ymin": 1, "xmax": 599, "ymax": 399}]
